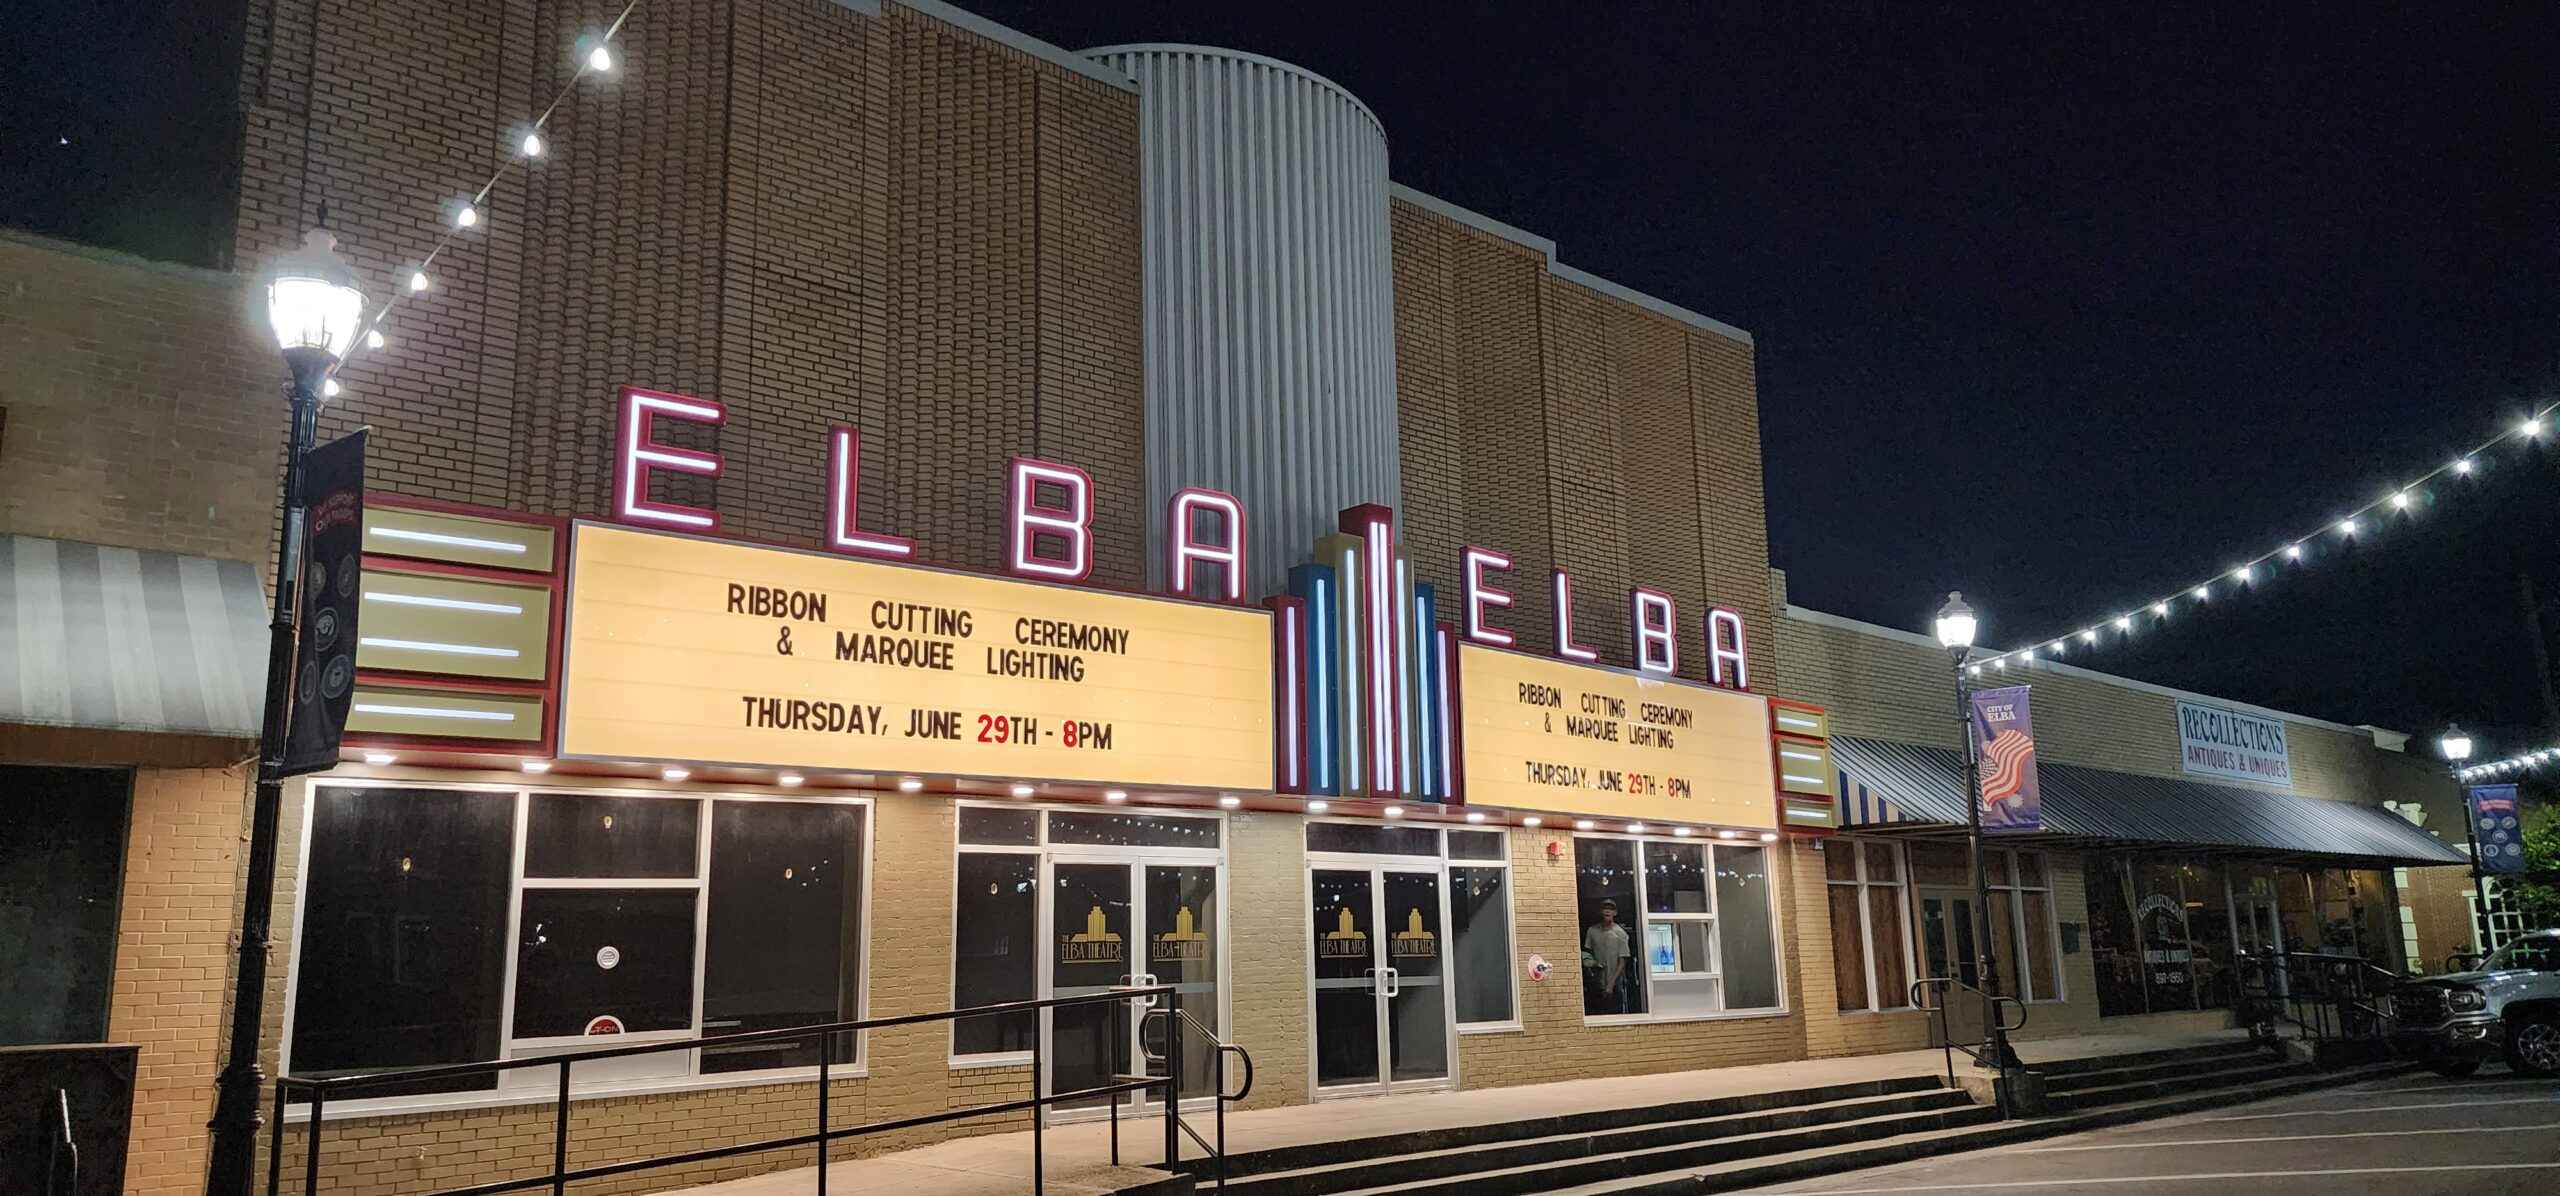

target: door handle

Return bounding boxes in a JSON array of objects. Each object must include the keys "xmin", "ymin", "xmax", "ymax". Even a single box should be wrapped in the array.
[
  {"xmin": 1383, "ymin": 967, "xmax": 1401, "ymax": 998},
  {"xmin": 1140, "ymin": 972, "xmax": 1161, "ymax": 1008}
]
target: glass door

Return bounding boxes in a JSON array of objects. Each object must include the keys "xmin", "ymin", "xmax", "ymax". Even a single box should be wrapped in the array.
[
  {"xmin": 1046, "ymin": 860, "xmax": 1134, "ymax": 1111},
  {"xmin": 1916, "ymin": 887, "xmax": 1984, "ymax": 1044},
  {"xmin": 1381, "ymin": 869, "xmax": 1450, "ymax": 1086},
  {"xmin": 1044, "ymin": 855, "xmax": 1225, "ymax": 1118},
  {"xmin": 1140, "ymin": 863, "xmax": 1221, "ymax": 1108},
  {"xmin": 1311, "ymin": 868, "xmax": 1381, "ymax": 1091},
  {"xmin": 1310, "ymin": 865, "xmax": 1454, "ymax": 1095}
]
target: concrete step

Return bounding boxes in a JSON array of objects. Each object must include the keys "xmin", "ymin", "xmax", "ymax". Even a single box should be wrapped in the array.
[
  {"xmin": 1319, "ymin": 1099, "xmax": 2003, "ymax": 1196},
  {"xmin": 1533, "ymin": 1059, "xmax": 2414, "ymax": 1195},
  {"xmin": 1192, "ymin": 1075, "xmax": 1947, "ymax": 1181},
  {"xmin": 2043, "ymin": 1058, "xmax": 2314, "ymax": 1112},
  {"xmin": 2040, "ymin": 1047, "xmax": 2286, "ymax": 1094},
  {"xmin": 2026, "ymin": 1039, "xmax": 2262, "ymax": 1078},
  {"xmin": 1222, "ymin": 1088, "xmax": 1979, "ymax": 1196}
]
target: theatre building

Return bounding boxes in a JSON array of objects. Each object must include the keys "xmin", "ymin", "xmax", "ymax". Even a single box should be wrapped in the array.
[{"xmin": 0, "ymin": 2, "xmax": 2471, "ymax": 1193}]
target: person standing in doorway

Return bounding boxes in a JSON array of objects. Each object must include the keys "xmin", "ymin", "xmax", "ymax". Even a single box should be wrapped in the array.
[{"xmin": 1585, "ymin": 899, "xmax": 1633, "ymax": 1014}]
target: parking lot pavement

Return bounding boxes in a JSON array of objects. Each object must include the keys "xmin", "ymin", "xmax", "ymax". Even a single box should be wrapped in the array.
[{"xmin": 1753, "ymin": 1065, "xmax": 2560, "ymax": 1195}]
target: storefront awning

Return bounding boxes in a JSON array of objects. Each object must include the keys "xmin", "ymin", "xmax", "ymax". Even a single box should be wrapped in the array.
[
  {"xmin": 1832, "ymin": 735, "xmax": 2469, "ymax": 867},
  {"xmin": 1, "ymin": 535, "xmax": 268, "ymax": 742}
]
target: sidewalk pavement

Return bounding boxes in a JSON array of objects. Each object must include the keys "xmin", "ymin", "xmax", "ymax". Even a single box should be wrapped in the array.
[{"xmin": 678, "ymin": 1028, "xmax": 2247, "ymax": 1196}]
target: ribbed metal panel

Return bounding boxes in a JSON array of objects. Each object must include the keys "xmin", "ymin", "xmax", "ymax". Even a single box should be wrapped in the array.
[{"xmin": 1085, "ymin": 45, "xmax": 1401, "ymax": 598}]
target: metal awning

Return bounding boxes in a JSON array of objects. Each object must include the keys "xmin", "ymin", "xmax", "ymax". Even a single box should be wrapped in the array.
[
  {"xmin": 1, "ymin": 535, "xmax": 268, "ymax": 741},
  {"xmin": 1833, "ymin": 734, "xmax": 2469, "ymax": 867}
]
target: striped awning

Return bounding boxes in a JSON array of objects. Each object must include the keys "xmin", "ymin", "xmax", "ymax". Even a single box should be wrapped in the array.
[
  {"xmin": 1833, "ymin": 734, "xmax": 2469, "ymax": 866},
  {"xmin": 2, "ymin": 535, "xmax": 269, "ymax": 740}
]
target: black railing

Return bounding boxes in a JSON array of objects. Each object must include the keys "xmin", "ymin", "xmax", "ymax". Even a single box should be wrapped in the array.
[
  {"xmin": 2238, "ymin": 950, "xmax": 2398, "ymax": 1045},
  {"xmin": 46, "ymin": 1088, "xmax": 79, "ymax": 1196},
  {"xmin": 1908, "ymin": 976, "xmax": 2027, "ymax": 1117},
  {"xmin": 267, "ymin": 985, "xmax": 1249, "ymax": 1196},
  {"xmin": 1134, "ymin": 1007, "xmax": 1255, "ymax": 1191}
]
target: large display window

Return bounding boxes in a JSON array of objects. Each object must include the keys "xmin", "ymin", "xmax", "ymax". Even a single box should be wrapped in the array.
[
  {"xmin": 283, "ymin": 782, "xmax": 870, "ymax": 1107},
  {"xmin": 1574, "ymin": 834, "xmax": 1784, "ymax": 1022},
  {"xmin": 2089, "ymin": 854, "xmax": 2398, "ymax": 1018}
]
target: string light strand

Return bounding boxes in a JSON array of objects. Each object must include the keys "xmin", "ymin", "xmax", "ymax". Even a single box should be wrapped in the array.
[
  {"xmin": 2459, "ymin": 746, "xmax": 2560, "ymax": 783},
  {"xmin": 325, "ymin": 0, "xmax": 644, "ymax": 384},
  {"xmin": 1967, "ymin": 399, "xmax": 2559, "ymax": 677}
]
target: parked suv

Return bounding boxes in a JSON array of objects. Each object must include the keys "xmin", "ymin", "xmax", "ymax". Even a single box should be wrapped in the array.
[{"xmin": 2392, "ymin": 930, "xmax": 2560, "ymax": 1077}]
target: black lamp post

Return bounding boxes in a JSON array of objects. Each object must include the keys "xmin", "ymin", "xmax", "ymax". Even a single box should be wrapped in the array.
[
  {"xmin": 205, "ymin": 229, "xmax": 366, "ymax": 1195},
  {"xmin": 2438, "ymin": 725, "xmax": 2483, "ymax": 950},
  {"xmin": 1933, "ymin": 591, "xmax": 2020, "ymax": 1077}
]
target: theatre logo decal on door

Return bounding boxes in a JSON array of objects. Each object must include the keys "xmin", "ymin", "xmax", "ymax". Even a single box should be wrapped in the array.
[{"xmin": 557, "ymin": 522, "xmax": 1274, "ymax": 791}]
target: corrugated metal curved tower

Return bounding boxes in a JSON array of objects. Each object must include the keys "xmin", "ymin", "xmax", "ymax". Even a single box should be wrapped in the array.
[{"xmin": 1084, "ymin": 45, "xmax": 1401, "ymax": 599}]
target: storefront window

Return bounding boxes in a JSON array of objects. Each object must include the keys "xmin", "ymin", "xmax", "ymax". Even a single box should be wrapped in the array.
[
  {"xmin": 284, "ymin": 783, "xmax": 871, "ymax": 1101},
  {"xmin": 701, "ymin": 800, "xmax": 866, "ymax": 1071},
  {"xmin": 288, "ymin": 786, "xmax": 514, "ymax": 1093},
  {"xmin": 1576, "ymin": 836, "xmax": 1784, "ymax": 1020},
  {"xmin": 1448, "ymin": 836, "xmax": 1516, "ymax": 1027},
  {"xmin": 0, "ymin": 767, "xmax": 132, "ymax": 1047},
  {"xmin": 951, "ymin": 853, "xmax": 1038, "ymax": 1054},
  {"xmin": 1825, "ymin": 838, "xmax": 1912, "ymax": 1012}
]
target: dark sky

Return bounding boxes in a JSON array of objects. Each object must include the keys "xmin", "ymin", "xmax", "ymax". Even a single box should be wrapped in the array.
[
  {"xmin": 8, "ymin": 3, "xmax": 2557, "ymax": 753},
  {"xmin": 968, "ymin": 1, "xmax": 2560, "ymax": 751}
]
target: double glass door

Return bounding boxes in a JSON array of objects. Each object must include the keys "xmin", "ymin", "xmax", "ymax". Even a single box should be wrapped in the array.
[
  {"xmin": 1046, "ymin": 857, "xmax": 1220, "ymax": 1117},
  {"xmin": 1916, "ymin": 887, "xmax": 1986, "ymax": 1043},
  {"xmin": 1311, "ymin": 866, "xmax": 1452, "ymax": 1095}
]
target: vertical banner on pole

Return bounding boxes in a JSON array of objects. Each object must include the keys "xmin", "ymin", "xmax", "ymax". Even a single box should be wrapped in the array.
[
  {"xmin": 2466, "ymin": 784, "xmax": 2525, "ymax": 874},
  {"xmin": 280, "ymin": 429, "xmax": 368, "ymax": 777},
  {"xmin": 1969, "ymin": 684, "xmax": 2043, "ymax": 832}
]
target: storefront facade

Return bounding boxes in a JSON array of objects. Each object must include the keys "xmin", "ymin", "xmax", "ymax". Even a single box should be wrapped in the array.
[{"xmin": 0, "ymin": 3, "xmax": 2480, "ymax": 1194}]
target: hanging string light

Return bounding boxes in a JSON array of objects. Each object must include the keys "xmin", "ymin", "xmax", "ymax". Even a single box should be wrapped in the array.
[
  {"xmin": 321, "ymin": 0, "xmax": 644, "ymax": 391},
  {"xmin": 1975, "ymin": 400, "xmax": 2559, "ymax": 672},
  {"xmin": 2460, "ymin": 745, "xmax": 2560, "ymax": 782}
]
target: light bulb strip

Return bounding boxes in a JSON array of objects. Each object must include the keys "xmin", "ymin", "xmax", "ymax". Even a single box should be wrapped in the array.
[
  {"xmin": 323, "ymin": 0, "xmax": 644, "ymax": 388},
  {"xmin": 2456, "ymin": 745, "xmax": 2560, "ymax": 782},
  {"xmin": 1971, "ymin": 399, "xmax": 2560, "ymax": 673}
]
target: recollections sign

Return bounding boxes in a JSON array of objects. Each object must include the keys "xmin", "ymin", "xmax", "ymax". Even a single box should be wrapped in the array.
[
  {"xmin": 558, "ymin": 523, "xmax": 1274, "ymax": 790},
  {"xmin": 2175, "ymin": 699, "xmax": 2293, "ymax": 788}
]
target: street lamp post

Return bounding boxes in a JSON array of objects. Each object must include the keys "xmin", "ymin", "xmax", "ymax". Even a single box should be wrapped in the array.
[
  {"xmin": 2438, "ymin": 725, "xmax": 2483, "ymax": 953},
  {"xmin": 206, "ymin": 230, "xmax": 366, "ymax": 1195},
  {"xmin": 1934, "ymin": 592, "xmax": 2020, "ymax": 1079}
]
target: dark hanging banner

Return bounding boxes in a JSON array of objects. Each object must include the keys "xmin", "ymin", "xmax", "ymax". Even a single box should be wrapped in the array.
[
  {"xmin": 2466, "ymin": 784, "xmax": 2525, "ymax": 875},
  {"xmin": 279, "ymin": 430, "xmax": 367, "ymax": 778}
]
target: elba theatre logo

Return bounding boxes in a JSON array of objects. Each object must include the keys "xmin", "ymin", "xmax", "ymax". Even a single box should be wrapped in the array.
[
  {"xmin": 1317, "ymin": 907, "xmax": 1369, "ymax": 959},
  {"xmin": 1389, "ymin": 908, "xmax": 1438, "ymax": 959},
  {"xmin": 1059, "ymin": 905, "xmax": 1125, "ymax": 966}
]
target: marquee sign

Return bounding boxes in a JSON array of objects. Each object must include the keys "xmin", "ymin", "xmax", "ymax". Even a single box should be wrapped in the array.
[
  {"xmin": 1455, "ymin": 643, "xmax": 1778, "ymax": 829},
  {"xmin": 557, "ymin": 522, "xmax": 1273, "ymax": 790}
]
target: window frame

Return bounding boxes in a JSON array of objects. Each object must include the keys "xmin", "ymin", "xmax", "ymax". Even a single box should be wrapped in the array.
[
  {"xmin": 1984, "ymin": 846, "xmax": 2065, "ymax": 1004},
  {"xmin": 278, "ymin": 778, "xmax": 874, "ymax": 1119},
  {"xmin": 948, "ymin": 801, "xmax": 1230, "ymax": 1068},
  {"xmin": 1574, "ymin": 831, "xmax": 1790, "ymax": 1026},
  {"xmin": 1826, "ymin": 836, "xmax": 1917, "ymax": 1014}
]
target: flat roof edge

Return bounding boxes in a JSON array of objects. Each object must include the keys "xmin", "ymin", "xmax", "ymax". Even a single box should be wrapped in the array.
[
  {"xmin": 1389, "ymin": 184, "xmax": 1754, "ymax": 346},
  {"xmin": 893, "ymin": 0, "xmax": 1138, "ymax": 91},
  {"xmin": 1783, "ymin": 604, "xmax": 2367, "ymax": 737}
]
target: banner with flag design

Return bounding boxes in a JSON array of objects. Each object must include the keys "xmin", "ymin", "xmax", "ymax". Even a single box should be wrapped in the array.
[{"xmin": 1969, "ymin": 685, "xmax": 2042, "ymax": 832}]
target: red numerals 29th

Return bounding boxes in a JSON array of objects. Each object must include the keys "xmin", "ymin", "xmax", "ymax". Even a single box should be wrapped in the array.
[{"xmin": 972, "ymin": 714, "xmax": 1114, "ymax": 750}]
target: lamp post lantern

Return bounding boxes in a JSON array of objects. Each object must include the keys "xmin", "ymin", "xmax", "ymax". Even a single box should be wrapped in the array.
[
  {"xmin": 205, "ymin": 229, "xmax": 367, "ymax": 1195},
  {"xmin": 1934, "ymin": 592, "xmax": 2020, "ymax": 1081}
]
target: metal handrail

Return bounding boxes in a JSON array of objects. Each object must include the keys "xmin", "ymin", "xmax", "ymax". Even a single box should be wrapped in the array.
[
  {"xmin": 46, "ymin": 1088, "xmax": 78, "ymax": 1196},
  {"xmin": 269, "ymin": 985, "xmax": 1186, "ymax": 1196},
  {"xmin": 1135, "ymin": 1006, "xmax": 1255, "ymax": 1191},
  {"xmin": 1908, "ymin": 975, "xmax": 2027, "ymax": 1118}
]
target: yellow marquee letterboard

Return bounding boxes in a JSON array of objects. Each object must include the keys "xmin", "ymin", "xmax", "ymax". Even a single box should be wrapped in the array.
[
  {"xmin": 559, "ymin": 523, "xmax": 1274, "ymax": 790},
  {"xmin": 1458, "ymin": 644, "xmax": 1778, "ymax": 829}
]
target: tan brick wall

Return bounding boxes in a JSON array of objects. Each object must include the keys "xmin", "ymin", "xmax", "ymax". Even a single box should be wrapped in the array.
[
  {"xmin": 0, "ymin": 232, "xmax": 280, "ymax": 564},
  {"xmin": 1390, "ymin": 202, "xmax": 1772, "ymax": 686},
  {"xmin": 109, "ymin": 766, "xmax": 257, "ymax": 1196}
]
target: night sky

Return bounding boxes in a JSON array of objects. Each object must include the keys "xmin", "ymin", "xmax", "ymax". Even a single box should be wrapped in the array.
[
  {"xmin": 965, "ymin": 1, "xmax": 2560, "ymax": 751},
  {"xmin": 8, "ymin": 3, "xmax": 2556, "ymax": 753}
]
